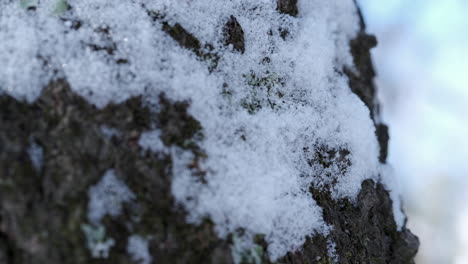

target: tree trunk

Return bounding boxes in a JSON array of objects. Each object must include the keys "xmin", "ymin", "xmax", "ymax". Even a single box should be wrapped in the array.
[{"xmin": 0, "ymin": 1, "xmax": 418, "ymax": 263}]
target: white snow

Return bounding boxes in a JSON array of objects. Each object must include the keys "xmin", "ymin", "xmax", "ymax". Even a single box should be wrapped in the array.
[
  {"xmin": 27, "ymin": 142, "xmax": 44, "ymax": 172},
  {"xmin": 327, "ymin": 240, "xmax": 338, "ymax": 263},
  {"xmin": 0, "ymin": 0, "xmax": 385, "ymax": 260},
  {"xmin": 81, "ymin": 223, "xmax": 115, "ymax": 259},
  {"xmin": 88, "ymin": 169, "xmax": 135, "ymax": 224},
  {"xmin": 127, "ymin": 235, "xmax": 152, "ymax": 264},
  {"xmin": 380, "ymin": 164, "xmax": 406, "ymax": 230},
  {"xmin": 100, "ymin": 125, "xmax": 121, "ymax": 139},
  {"xmin": 138, "ymin": 130, "xmax": 167, "ymax": 154}
]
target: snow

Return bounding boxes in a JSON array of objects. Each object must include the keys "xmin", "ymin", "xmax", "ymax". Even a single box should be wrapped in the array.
[
  {"xmin": 1, "ymin": 0, "xmax": 385, "ymax": 260},
  {"xmin": 231, "ymin": 233, "xmax": 264, "ymax": 264},
  {"xmin": 127, "ymin": 235, "xmax": 152, "ymax": 264},
  {"xmin": 138, "ymin": 130, "xmax": 167, "ymax": 154},
  {"xmin": 100, "ymin": 125, "xmax": 121, "ymax": 139},
  {"xmin": 327, "ymin": 240, "xmax": 338, "ymax": 263},
  {"xmin": 88, "ymin": 170, "xmax": 135, "ymax": 224},
  {"xmin": 81, "ymin": 223, "xmax": 115, "ymax": 259},
  {"xmin": 85, "ymin": 170, "xmax": 135, "ymax": 258},
  {"xmin": 380, "ymin": 164, "xmax": 406, "ymax": 230},
  {"xmin": 27, "ymin": 142, "xmax": 44, "ymax": 172}
]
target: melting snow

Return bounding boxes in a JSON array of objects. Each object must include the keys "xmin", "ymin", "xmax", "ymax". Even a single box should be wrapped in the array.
[{"xmin": 0, "ymin": 0, "xmax": 386, "ymax": 260}]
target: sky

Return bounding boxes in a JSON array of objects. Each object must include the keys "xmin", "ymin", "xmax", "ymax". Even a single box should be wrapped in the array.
[{"xmin": 358, "ymin": 0, "xmax": 468, "ymax": 263}]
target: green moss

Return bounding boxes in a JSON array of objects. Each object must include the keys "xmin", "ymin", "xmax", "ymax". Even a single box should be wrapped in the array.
[
  {"xmin": 53, "ymin": 0, "xmax": 69, "ymax": 15},
  {"xmin": 240, "ymin": 72, "xmax": 285, "ymax": 114},
  {"xmin": 241, "ymin": 98, "xmax": 263, "ymax": 114},
  {"xmin": 244, "ymin": 72, "xmax": 282, "ymax": 92},
  {"xmin": 20, "ymin": 0, "xmax": 69, "ymax": 14},
  {"xmin": 81, "ymin": 223, "xmax": 115, "ymax": 258},
  {"xmin": 231, "ymin": 233, "xmax": 266, "ymax": 264},
  {"xmin": 19, "ymin": 0, "xmax": 38, "ymax": 9}
]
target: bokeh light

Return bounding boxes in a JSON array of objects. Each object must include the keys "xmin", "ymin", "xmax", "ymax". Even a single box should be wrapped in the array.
[{"xmin": 358, "ymin": 0, "xmax": 468, "ymax": 263}]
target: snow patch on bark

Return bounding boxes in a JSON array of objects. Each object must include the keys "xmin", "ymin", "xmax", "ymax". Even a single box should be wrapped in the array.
[
  {"xmin": 380, "ymin": 164, "xmax": 406, "ymax": 230},
  {"xmin": 127, "ymin": 235, "xmax": 152, "ymax": 264},
  {"xmin": 88, "ymin": 170, "xmax": 135, "ymax": 224},
  {"xmin": 27, "ymin": 141, "xmax": 44, "ymax": 172},
  {"xmin": 0, "ymin": 0, "xmax": 383, "ymax": 260},
  {"xmin": 138, "ymin": 130, "xmax": 167, "ymax": 155}
]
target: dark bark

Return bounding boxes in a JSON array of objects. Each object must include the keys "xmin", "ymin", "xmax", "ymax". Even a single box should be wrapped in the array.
[
  {"xmin": 277, "ymin": 0, "xmax": 298, "ymax": 17},
  {"xmin": 223, "ymin": 16, "xmax": 245, "ymax": 54}
]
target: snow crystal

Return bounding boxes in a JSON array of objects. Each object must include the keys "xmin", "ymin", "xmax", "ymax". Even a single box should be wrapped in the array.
[
  {"xmin": 127, "ymin": 235, "xmax": 152, "ymax": 264},
  {"xmin": 88, "ymin": 170, "xmax": 135, "ymax": 224},
  {"xmin": 1, "ymin": 0, "xmax": 384, "ymax": 260}
]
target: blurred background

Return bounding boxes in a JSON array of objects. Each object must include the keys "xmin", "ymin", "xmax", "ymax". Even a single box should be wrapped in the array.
[{"xmin": 357, "ymin": 0, "xmax": 468, "ymax": 263}]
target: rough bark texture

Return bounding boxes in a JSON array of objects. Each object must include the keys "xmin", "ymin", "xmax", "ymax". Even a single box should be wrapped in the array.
[
  {"xmin": 0, "ymin": 2, "xmax": 418, "ymax": 264},
  {"xmin": 223, "ymin": 16, "xmax": 246, "ymax": 54}
]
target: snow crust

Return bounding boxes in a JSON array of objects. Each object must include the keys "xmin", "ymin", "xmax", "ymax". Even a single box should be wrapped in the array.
[{"xmin": 1, "ymin": 0, "xmax": 384, "ymax": 260}]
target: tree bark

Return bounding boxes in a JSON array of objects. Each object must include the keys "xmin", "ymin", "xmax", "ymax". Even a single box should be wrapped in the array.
[{"xmin": 0, "ymin": 1, "xmax": 419, "ymax": 263}]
